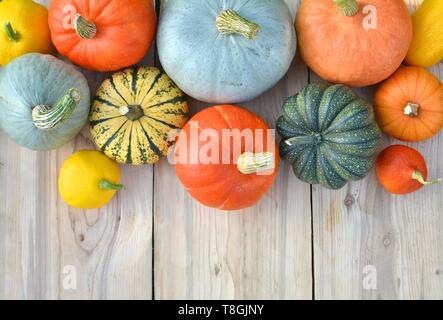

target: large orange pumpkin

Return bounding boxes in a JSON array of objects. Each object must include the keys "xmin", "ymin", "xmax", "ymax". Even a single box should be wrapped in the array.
[
  {"xmin": 48, "ymin": 0, "xmax": 156, "ymax": 72},
  {"xmin": 296, "ymin": 0, "xmax": 412, "ymax": 87},
  {"xmin": 174, "ymin": 105, "xmax": 279, "ymax": 211},
  {"xmin": 374, "ymin": 66, "xmax": 443, "ymax": 142}
]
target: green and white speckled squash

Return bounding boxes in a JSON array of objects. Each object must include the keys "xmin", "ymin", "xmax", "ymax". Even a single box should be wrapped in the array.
[
  {"xmin": 0, "ymin": 53, "xmax": 90, "ymax": 150},
  {"xmin": 277, "ymin": 83, "xmax": 381, "ymax": 190},
  {"xmin": 157, "ymin": 0, "xmax": 296, "ymax": 103}
]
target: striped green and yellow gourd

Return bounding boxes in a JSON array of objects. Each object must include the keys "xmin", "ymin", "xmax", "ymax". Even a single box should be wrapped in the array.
[{"xmin": 90, "ymin": 67, "xmax": 189, "ymax": 165}]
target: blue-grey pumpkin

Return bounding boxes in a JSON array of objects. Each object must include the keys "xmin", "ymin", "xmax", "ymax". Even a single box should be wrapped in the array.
[
  {"xmin": 277, "ymin": 83, "xmax": 382, "ymax": 190},
  {"xmin": 0, "ymin": 54, "xmax": 90, "ymax": 150},
  {"xmin": 157, "ymin": 0, "xmax": 296, "ymax": 104}
]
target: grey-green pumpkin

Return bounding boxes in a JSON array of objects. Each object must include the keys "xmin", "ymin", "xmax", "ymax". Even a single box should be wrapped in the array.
[
  {"xmin": 0, "ymin": 53, "xmax": 90, "ymax": 150},
  {"xmin": 277, "ymin": 83, "xmax": 382, "ymax": 190}
]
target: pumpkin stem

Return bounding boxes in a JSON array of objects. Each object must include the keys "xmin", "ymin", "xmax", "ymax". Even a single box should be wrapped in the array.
[
  {"xmin": 216, "ymin": 10, "xmax": 260, "ymax": 40},
  {"xmin": 4, "ymin": 22, "xmax": 20, "ymax": 42},
  {"xmin": 32, "ymin": 88, "xmax": 81, "ymax": 130},
  {"xmin": 73, "ymin": 14, "xmax": 97, "ymax": 39},
  {"xmin": 237, "ymin": 152, "xmax": 275, "ymax": 175},
  {"xmin": 412, "ymin": 170, "xmax": 441, "ymax": 186},
  {"xmin": 285, "ymin": 134, "xmax": 322, "ymax": 146},
  {"xmin": 404, "ymin": 102, "xmax": 420, "ymax": 117},
  {"xmin": 99, "ymin": 179, "xmax": 124, "ymax": 191},
  {"xmin": 333, "ymin": 0, "xmax": 359, "ymax": 16},
  {"xmin": 119, "ymin": 105, "xmax": 144, "ymax": 121}
]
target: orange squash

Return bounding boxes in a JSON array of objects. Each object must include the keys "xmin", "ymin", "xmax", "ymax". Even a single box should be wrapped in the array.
[
  {"xmin": 174, "ymin": 105, "xmax": 279, "ymax": 211},
  {"xmin": 376, "ymin": 145, "xmax": 440, "ymax": 195},
  {"xmin": 48, "ymin": 0, "xmax": 156, "ymax": 72},
  {"xmin": 296, "ymin": 0, "xmax": 412, "ymax": 87},
  {"xmin": 374, "ymin": 66, "xmax": 443, "ymax": 142}
]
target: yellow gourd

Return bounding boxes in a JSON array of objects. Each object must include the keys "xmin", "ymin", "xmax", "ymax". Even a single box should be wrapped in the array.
[
  {"xmin": 59, "ymin": 151, "xmax": 123, "ymax": 209},
  {"xmin": 0, "ymin": 0, "xmax": 53, "ymax": 65},
  {"xmin": 405, "ymin": 0, "xmax": 443, "ymax": 67}
]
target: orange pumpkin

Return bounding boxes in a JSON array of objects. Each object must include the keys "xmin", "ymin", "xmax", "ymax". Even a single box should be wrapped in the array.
[
  {"xmin": 374, "ymin": 66, "xmax": 443, "ymax": 142},
  {"xmin": 376, "ymin": 145, "xmax": 440, "ymax": 195},
  {"xmin": 174, "ymin": 105, "xmax": 279, "ymax": 211},
  {"xmin": 296, "ymin": 0, "xmax": 412, "ymax": 87},
  {"xmin": 48, "ymin": 0, "xmax": 156, "ymax": 72}
]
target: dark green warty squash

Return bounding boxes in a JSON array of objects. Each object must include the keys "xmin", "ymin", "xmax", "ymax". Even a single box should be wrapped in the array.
[{"xmin": 277, "ymin": 83, "xmax": 382, "ymax": 190}]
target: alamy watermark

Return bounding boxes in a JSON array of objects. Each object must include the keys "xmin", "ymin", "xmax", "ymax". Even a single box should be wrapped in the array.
[
  {"xmin": 362, "ymin": 5, "xmax": 377, "ymax": 30},
  {"xmin": 167, "ymin": 122, "xmax": 276, "ymax": 176},
  {"xmin": 363, "ymin": 265, "xmax": 377, "ymax": 290},
  {"xmin": 62, "ymin": 265, "xmax": 77, "ymax": 290},
  {"xmin": 62, "ymin": 5, "xmax": 77, "ymax": 30}
]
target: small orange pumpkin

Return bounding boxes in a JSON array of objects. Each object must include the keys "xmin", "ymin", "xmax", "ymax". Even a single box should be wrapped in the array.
[
  {"xmin": 376, "ymin": 145, "xmax": 440, "ymax": 195},
  {"xmin": 296, "ymin": 0, "xmax": 412, "ymax": 87},
  {"xmin": 48, "ymin": 0, "xmax": 156, "ymax": 72},
  {"xmin": 374, "ymin": 66, "xmax": 443, "ymax": 142},
  {"xmin": 174, "ymin": 105, "xmax": 279, "ymax": 211}
]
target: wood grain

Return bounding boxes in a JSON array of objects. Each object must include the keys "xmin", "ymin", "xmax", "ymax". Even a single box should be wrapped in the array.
[
  {"xmin": 0, "ymin": 0, "xmax": 153, "ymax": 300},
  {"xmin": 153, "ymin": 0, "xmax": 312, "ymax": 300},
  {"xmin": 312, "ymin": 0, "xmax": 443, "ymax": 300},
  {"xmin": 1, "ymin": 0, "xmax": 442, "ymax": 300}
]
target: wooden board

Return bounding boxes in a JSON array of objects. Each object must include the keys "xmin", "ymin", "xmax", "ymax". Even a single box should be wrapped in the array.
[
  {"xmin": 0, "ymin": 0, "xmax": 154, "ymax": 300},
  {"xmin": 153, "ymin": 0, "xmax": 311, "ymax": 300},
  {"xmin": 0, "ymin": 0, "xmax": 442, "ymax": 300},
  {"xmin": 312, "ymin": 0, "xmax": 443, "ymax": 300}
]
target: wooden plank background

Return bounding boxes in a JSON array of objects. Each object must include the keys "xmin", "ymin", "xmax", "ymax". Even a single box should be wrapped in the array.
[{"xmin": 0, "ymin": 0, "xmax": 441, "ymax": 300}]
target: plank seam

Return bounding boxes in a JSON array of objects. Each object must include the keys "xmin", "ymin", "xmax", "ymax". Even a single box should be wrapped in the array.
[
  {"xmin": 151, "ymin": 0, "xmax": 160, "ymax": 301},
  {"xmin": 308, "ymin": 68, "xmax": 316, "ymax": 301}
]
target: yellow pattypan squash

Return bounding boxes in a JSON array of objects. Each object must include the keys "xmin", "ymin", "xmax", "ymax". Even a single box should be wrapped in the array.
[
  {"xmin": 59, "ymin": 151, "xmax": 123, "ymax": 209},
  {"xmin": 0, "ymin": 0, "xmax": 53, "ymax": 65},
  {"xmin": 405, "ymin": 0, "xmax": 443, "ymax": 68}
]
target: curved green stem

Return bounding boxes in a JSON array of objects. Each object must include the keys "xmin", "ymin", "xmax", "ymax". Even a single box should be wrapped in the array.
[
  {"xmin": 404, "ymin": 102, "xmax": 420, "ymax": 117},
  {"xmin": 216, "ymin": 10, "xmax": 260, "ymax": 39},
  {"xmin": 99, "ymin": 179, "xmax": 124, "ymax": 191},
  {"xmin": 412, "ymin": 170, "xmax": 441, "ymax": 186},
  {"xmin": 32, "ymin": 88, "xmax": 81, "ymax": 130},
  {"xmin": 285, "ymin": 134, "xmax": 322, "ymax": 146},
  {"xmin": 73, "ymin": 14, "xmax": 97, "ymax": 39},
  {"xmin": 4, "ymin": 22, "xmax": 20, "ymax": 42},
  {"xmin": 333, "ymin": 0, "xmax": 359, "ymax": 16},
  {"xmin": 237, "ymin": 152, "xmax": 275, "ymax": 174},
  {"xmin": 119, "ymin": 105, "xmax": 144, "ymax": 121}
]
